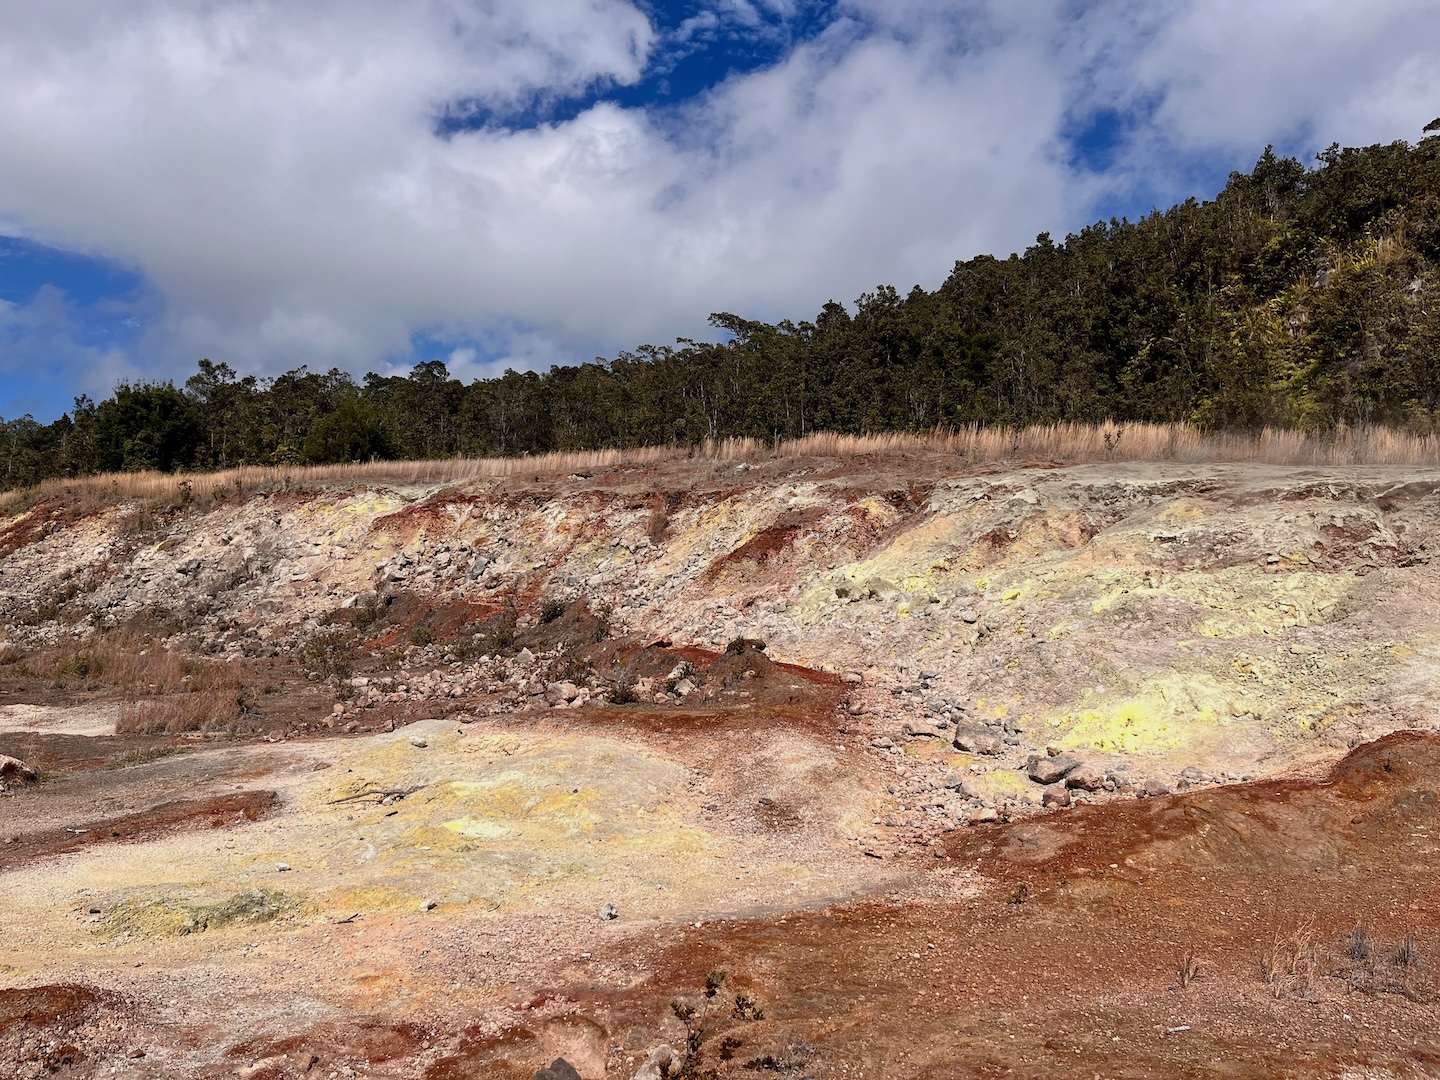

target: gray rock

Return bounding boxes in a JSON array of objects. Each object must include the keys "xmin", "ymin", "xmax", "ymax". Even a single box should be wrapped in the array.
[
  {"xmin": 535, "ymin": 1059, "xmax": 583, "ymax": 1080},
  {"xmin": 1065, "ymin": 764, "xmax": 1106, "ymax": 791},
  {"xmin": 598, "ymin": 902, "xmax": 619, "ymax": 922},
  {"xmin": 1026, "ymin": 753, "xmax": 1080, "ymax": 786},
  {"xmin": 943, "ymin": 773, "xmax": 981, "ymax": 799},
  {"xmin": 630, "ymin": 1046, "xmax": 679, "ymax": 1080},
  {"xmin": 959, "ymin": 609, "xmax": 980, "ymax": 624},
  {"xmin": 919, "ymin": 669, "xmax": 938, "ymax": 681},
  {"xmin": 902, "ymin": 721, "xmax": 945, "ymax": 739},
  {"xmin": 952, "ymin": 724, "xmax": 1003, "ymax": 756},
  {"xmin": 1141, "ymin": 778, "xmax": 1172, "ymax": 797},
  {"xmin": 864, "ymin": 577, "xmax": 898, "ymax": 599},
  {"xmin": 1042, "ymin": 783, "xmax": 1071, "ymax": 808}
]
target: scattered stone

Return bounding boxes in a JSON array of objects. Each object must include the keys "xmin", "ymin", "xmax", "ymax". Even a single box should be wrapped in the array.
[
  {"xmin": 1026, "ymin": 753, "xmax": 1080, "ymax": 786},
  {"xmin": 902, "ymin": 720, "xmax": 945, "ymax": 739},
  {"xmin": 409, "ymin": 737, "xmax": 428, "ymax": 749},
  {"xmin": 1042, "ymin": 784, "xmax": 1071, "ymax": 808},
  {"xmin": 598, "ymin": 902, "xmax": 618, "ymax": 922},
  {"xmin": 1141, "ymin": 778, "xmax": 1172, "ymax": 797},
  {"xmin": 969, "ymin": 807, "xmax": 999, "ymax": 825},
  {"xmin": 535, "ymin": 1060, "xmax": 582, "ymax": 1080},
  {"xmin": 959, "ymin": 609, "xmax": 980, "ymax": 624},
  {"xmin": 420, "ymin": 898, "xmax": 438, "ymax": 912},
  {"xmin": 1065, "ymin": 764, "xmax": 1106, "ymax": 791},
  {"xmin": 275, "ymin": 863, "xmax": 292, "ymax": 873},
  {"xmin": 952, "ymin": 724, "xmax": 1003, "ymax": 756},
  {"xmin": 516, "ymin": 647, "xmax": 535, "ymax": 664}
]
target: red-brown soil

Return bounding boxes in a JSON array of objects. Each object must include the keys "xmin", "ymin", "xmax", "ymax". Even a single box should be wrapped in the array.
[
  {"xmin": 428, "ymin": 732, "xmax": 1440, "ymax": 1079},
  {"xmin": 0, "ymin": 790, "xmax": 276, "ymax": 869}
]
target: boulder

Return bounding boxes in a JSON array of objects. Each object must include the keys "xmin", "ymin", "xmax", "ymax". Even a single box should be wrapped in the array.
[
  {"xmin": 952, "ymin": 724, "xmax": 1003, "ymax": 756},
  {"xmin": 1026, "ymin": 753, "xmax": 1080, "ymax": 786},
  {"xmin": 0, "ymin": 756, "xmax": 37, "ymax": 791},
  {"xmin": 535, "ymin": 1059, "xmax": 582, "ymax": 1080},
  {"xmin": 1064, "ymin": 764, "xmax": 1106, "ymax": 791},
  {"xmin": 1042, "ymin": 783, "xmax": 1071, "ymax": 808}
]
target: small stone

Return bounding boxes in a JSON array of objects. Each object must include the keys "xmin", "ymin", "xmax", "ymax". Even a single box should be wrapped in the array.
[
  {"xmin": 516, "ymin": 647, "xmax": 535, "ymax": 664},
  {"xmin": 959, "ymin": 609, "xmax": 980, "ymax": 624},
  {"xmin": 275, "ymin": 863, "xmax": 292, "ymax": 872},
  {"xmin": 1065, "ymin": 764, "xmax": 1106, "ymax": 791},
  {"xmin": 1141, "ymin": 778, "xmax": 1172, "ymax": 797},
  {"xmin": 409, "ymin": 737, "xmax": 428, "ymax": 749},
  {"xmin": 1027, "ymin": 753, "xmax": 1080, "ymax": 786},
  {"xmin": 919, "ymin": 669, "xmax": 938, "ymax": 681},
  {"xmin": 420, "ymin": 898, "xmax": 438, "ymax": 912},
  {"xmin": 629, "ymin": 1046, "xmax": 679, "ymax": 1080},
  {"xmin": 969, "ymin": 807, "xmax": 999, "ymax": 825},
  {"xmin": 598, "ymin": 902, "xmax": 619, "ymax": 922},
  {"xmin": 1042, "ymin": 784, "xmax": 1071, "ymax": 808}
]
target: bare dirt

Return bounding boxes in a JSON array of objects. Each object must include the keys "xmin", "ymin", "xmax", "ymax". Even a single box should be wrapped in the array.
[{"xmin": 3, "ymin": 454, "xmax": 1440, "ymax": 1077}]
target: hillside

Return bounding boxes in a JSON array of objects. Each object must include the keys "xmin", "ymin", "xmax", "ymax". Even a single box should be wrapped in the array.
[{"xmin": 4, "ymin": 449, "xmax": 1440, "ymax": 1075}]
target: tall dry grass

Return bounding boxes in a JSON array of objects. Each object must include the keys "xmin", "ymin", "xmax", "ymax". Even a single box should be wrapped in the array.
[
  {"xmin": 18, "ymin": 629, "xmax": 245, "ymax": 734},
  {"xmin": 3, "ymin": 423, "xmax": 1438, "ymax": 516}
]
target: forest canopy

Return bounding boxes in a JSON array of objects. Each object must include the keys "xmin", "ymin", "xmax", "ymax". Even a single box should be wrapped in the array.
[{"xmin": 4, "ymin": 135, "xmax": 1440, "ymax": 489}]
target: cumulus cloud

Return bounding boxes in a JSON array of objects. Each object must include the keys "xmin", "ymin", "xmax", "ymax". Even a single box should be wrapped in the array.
[{"xmin": 0, "ymin": 0, "xmax": 1436, "ymax": 392}]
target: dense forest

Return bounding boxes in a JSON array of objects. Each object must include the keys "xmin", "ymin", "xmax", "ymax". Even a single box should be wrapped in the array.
[{"xmin": 4, "ymin": 132, "xmax": 1440, "ymax": 488}]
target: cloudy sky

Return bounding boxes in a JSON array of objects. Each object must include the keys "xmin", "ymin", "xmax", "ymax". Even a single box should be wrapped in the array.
[{"xmin": 2, "ymin": 0, "xmax": 1438, "ymax": 422}]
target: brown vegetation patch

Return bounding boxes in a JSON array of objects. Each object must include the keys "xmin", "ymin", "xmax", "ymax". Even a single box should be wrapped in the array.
[{"xmin": 0, "ymin": 791, "xmax": 276, "ymax": 870}]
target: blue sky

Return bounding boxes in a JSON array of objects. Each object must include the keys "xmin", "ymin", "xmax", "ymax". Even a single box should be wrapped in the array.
[{"xmin": 3, "ymin": 0, "xmax": 1439, "ymax": 423}]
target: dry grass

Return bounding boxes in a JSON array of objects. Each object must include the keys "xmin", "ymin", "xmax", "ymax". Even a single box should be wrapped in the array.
[
  {"xmin": 22, "ymin": 629, "xmax": 245, "ymax": 734},
  {"xmin": 4, "ymin": 423, "xmax": 1438, "ymax": 516}
]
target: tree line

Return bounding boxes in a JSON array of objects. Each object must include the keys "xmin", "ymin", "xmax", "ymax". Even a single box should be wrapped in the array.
[{"xmin": 4, "ymin": 132, "xmax": 1440, "ymax": 489}]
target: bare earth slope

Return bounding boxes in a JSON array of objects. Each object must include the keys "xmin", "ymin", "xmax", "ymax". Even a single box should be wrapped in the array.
[{"xmin": 2, "ymin": 452, "xmax": 1440, "ymax": 1078}]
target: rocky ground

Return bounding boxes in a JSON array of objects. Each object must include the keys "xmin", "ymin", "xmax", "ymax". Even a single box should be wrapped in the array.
[{"xmin": 2, "ymin": 450, "xmax": 1440, "ymax": 1077}]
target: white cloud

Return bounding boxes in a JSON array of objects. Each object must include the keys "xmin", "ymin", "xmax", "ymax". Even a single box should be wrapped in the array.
[{"xmin": 0, "ymin": 0, "xmax": 1437, "ymax": 393}]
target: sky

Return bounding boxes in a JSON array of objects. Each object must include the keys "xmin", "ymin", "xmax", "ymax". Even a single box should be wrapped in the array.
[{"xmin": 2, "ymin": 0, "xmax": 1439, "ymax": 423}]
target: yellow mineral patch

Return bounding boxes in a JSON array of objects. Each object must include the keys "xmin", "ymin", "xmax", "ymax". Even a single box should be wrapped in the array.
[
  {"xmin": 1052, "ymin": 674, "xmax": 1244, "ymax": 756},
  {"xmin": 966, "ymin": 770, "xmax": 1034, "ymax": 801}
]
